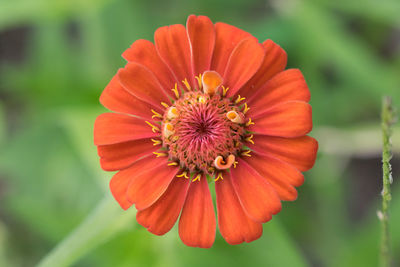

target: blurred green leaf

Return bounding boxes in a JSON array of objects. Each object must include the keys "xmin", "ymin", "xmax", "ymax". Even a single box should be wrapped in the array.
[
  {"xmin": 0, "ymin": 221, "xmax": 12, "ymax": 266},
  {"xmin": 286, "ymin": 0, "xmax": 400, "ymax": 125},
  {"xmin": 59, "ymin": 107, "xmax": 108, "ymax": 187},
  {"xmin": 318, "ymin": 0, "xmax": 400, "ymax": 25},
  {"xmin": 37, "ymin": 193, "xmax": 136, "ymax": 267},
  {"xmin": 0, "ymin": 0, "xmax": 113, "ymax": 29},
  {"xmin": 0, "ymin": 112, "xmax": 102, "ymax": 256},
  {"xmin": 0, "ymin": 102, "xmax": 5, "ymax": 145}
]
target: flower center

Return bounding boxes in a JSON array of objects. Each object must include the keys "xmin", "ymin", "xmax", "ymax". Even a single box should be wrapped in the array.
[
  {"xmin": 162, "ymin": 91, "xmax": 244, "ymax": 174},
  {"xmin": 158, "ymin": 71, "xmax": 252, "ymax": 177}
]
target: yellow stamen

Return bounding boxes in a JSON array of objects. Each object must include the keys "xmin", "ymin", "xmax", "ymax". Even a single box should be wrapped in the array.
[
  {"xmin": 214, "ymin": 172, "xmax": 224, "ymax": 181},
  {"xmin": 192, "ymin": 174, "xmax": 201, "ymax": 182},
  {"xmin": 168, "ymin": 162, "xmax": 178, "ymax": 166},
  {"xmin": 246, "ymin": 134, "xmax": 254, "ymax": 144},
  {"xmin": 241, "ymin": 150, "xmax": 252, "ymax": 157},
  {"xmin": 182, "ymin": 78, "xmax": 191, "ymax": 90},
  {"xmin": 226, "ymin": 110, "xmax": 244, "ymax": 124},
  {"xmin": 246, "ymin": 118, "xmax": 254, "ymax": 126},
  {"xmin": 243, "ymin": 103, "xmax": 250, "ymax": 114},
  {"xmin": 222, "ymin": 85, "xmax": 229, "ymax": 96},
  {"xmin": 235, "ymin": 95, "xmax": 246, "ymax": 104},
  {"xmin": 145, "ymin": 121, "xmax": 160, "ymax": 133},
  {"xmin": 177, "ymin": 171, "xmax": 189, "ymax": 179},
  {"xmin": 233, "ymin": 161, "xmax": 238, "ymax": 168},
  {"xmin": 161, "ymin": 102, "xmax": 169, "ymax": 109},
  {"xmin": 151, "ymin": 139, "xmax": 162, "ymax": 146},
  {"xmin": 153, "ymin": 152, "xmax": 167, "ymax": 157},
  {"xmin": 195, "ymin": 74, "xmax": 203, "ymax": 89},
  {"xmin": 171, "ymin": 83, "xmax": 179, "ymax": 99},
  {"xmin": 151, "ymin": 109, "xmax": 163, "ymax": 119}
]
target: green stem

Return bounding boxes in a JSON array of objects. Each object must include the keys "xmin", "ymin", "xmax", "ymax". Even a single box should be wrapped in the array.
[
  {"xmin": 36, "ymin": 193, "xmax": 136, "ymax": 267},
  {"xmin": 379, "ymin": 96, "xmax": 395, "ymax": 267}
]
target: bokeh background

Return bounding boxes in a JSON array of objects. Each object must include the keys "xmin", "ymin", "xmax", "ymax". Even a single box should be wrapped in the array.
[{"xmin": 0, "ymin": 0, "xmax": 399, "ymax": 266}]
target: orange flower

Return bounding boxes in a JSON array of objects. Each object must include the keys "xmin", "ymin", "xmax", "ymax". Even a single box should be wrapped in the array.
[{"xmin": 94, "ymin": 15, "xmax": 318, "ymax": 248}]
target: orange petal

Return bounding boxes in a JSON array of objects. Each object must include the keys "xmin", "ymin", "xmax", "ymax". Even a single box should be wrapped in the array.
[
  {"xmin": 238, "ymin": 39, "xmax": 287, "ymax": 99},
  {"xmin": 137, "ymin": 177, "xmax": 190, "ymax": 235},
  {"xmin": 94, "ymin": 113, "xmax": 158, "ymax": 145},
  {"xmin": 109, "ymin": 155, "xmax": 163, "ymax": 210},
  {"xmin": 249, "ymin": 101, "xmax": 312, "ymax": 138},
  {"xmin": 224, "ymin": 38, "xmax": 265, "ymax": 97},
  {"xmin": 98, "ymin": 138, "xmax": 157, "ymax": 171},
  {"xmin": 215, "ymin": 175, "xmax": 263, "ymax": 245},
  {"xmin": 126, "ymin": 158, "xmax": 179, "ymax": 210},
  {"xmin": 122, "ymin": 39, "xmax": 177, "ymax": 98},
  {"xmin": 247, "ymin": 69, "xmax": 310, "ymax": 118},
  {"xmin": 118, "ymin": 62, "xmax": 171, "ymax": 110},
  {"xmin": 211, "ymin": 22, "xmax": 252, "ymax": 76},
  {"xmin": 230, "ymin": 159, "xmax": 281, "ymax": 222},
  {"xmin": 250, "ymin": 135, "xmax": 318, "ymax": 172},
  {"xmin": 186, "ymin": 15, "xmax": 215, "ymax": 77},
  {"xmin": 154, "ymin": 24, "xmax": 195, "ymax": 89},
  {"xmin": 244, "ymin": 153, "xmax": 304, "ymax": 201},
  {"xmin": 179, "ymin": 176, "xmax": 216, "ymax": 248},
  {"xmin": 99, "ymin": 75, "xmax": 156, "ymax": 120}
]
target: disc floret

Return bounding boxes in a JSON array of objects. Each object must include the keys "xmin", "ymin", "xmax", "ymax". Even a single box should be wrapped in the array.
[{"xmin": 160, "ymin": 71, "xmax": 251, "ymax": 176}]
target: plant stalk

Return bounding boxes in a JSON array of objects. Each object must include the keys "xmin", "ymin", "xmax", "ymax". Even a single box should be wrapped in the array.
[{"xmin": 379, "ymin": 96, "xmax": 395, "ymax": 267}]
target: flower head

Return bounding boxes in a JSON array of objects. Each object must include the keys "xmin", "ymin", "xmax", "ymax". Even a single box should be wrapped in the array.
[{"xmin": 94, "ymin": 15, "xmax": 318, "ymax": 248}]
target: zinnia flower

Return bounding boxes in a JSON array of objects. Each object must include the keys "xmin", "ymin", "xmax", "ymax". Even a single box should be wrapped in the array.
[{"xmin": 94, "ymin": 15, "xmax": 318, "ymax": 248}]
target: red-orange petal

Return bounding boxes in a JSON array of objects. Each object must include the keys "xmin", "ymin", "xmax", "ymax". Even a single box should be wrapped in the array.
[
  {"xmin": 247, "ymin": 69, "xmax": 310, "ymax": 118},
  {"xmin": 186, "ymin": 15, "xmax": 215, "ymax": 77},
  {"xmin": 249, "ymin": 101, "xmax": 313, "ymax": 138},
  {"xmin": 179, "ymin": 176, "xmax": 216, "ymax": 248},
  {"xmin": 250, "ymin": 135, "xmax": 318, "ymax": 172},
  {"xmin": 94, "ymin": 113, "xmax": 158, "ymax": 145},
  {"xmin": 230, "ymin": 159, "xmax": 281, "ymax": 222},
  {"xmin": 136, "ymin": 177, "xmax": 190, "ymax": 235},
  {"xmin": 122, "ymin": 39, "xmax": 177, "ymax": 98},
  {"xmin": 244, "ymin": 153, "xmax": 304, "ymax": 201},
  {"xmin": 224, "ymin": 38, "xmax": 265, "ymax": 97},
  {"xmin": 215, "ymin": 175, "xmax": 263, "ymax": 245},
  {"xmin": 211, "ymin": 22, "xmax": 252, "ymax": 76},
  {"xmin": 109, "ymin": 155, "xmax": 163, "ymax": 210},
  {"xmin": 118, "ymin": 62, "xmax": 171, "ymax": 110},
  {"xmin": 238, "ymin": 39, "xmax": 287, "ymax": 100},
  {"xmin": 126, "ymin": 158, "xmax": 179, "ymax": 210},
  {"xmin": 98, "ymin": 138, "xmax": 157, "ymax": 171},
  {"xmin": 99, "ymin": 75, "xmax": 155, "ymax": 120},
  {"xmin": 154, "ymin": 24, "xmax": 195, "ymax": 89}
]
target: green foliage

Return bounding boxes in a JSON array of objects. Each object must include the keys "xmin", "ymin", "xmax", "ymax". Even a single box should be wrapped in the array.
[
  {"xmin": 0, "ymin": 102, "xmax": 5, "ymax": 145},
  {"xmin": 0, "ymin": 0, "xmax": 399, "ymax": 266}
]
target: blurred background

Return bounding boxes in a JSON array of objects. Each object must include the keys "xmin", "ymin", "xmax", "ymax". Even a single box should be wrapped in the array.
[{"xmin": 0, "ymin": 0, "xmax": 399, "ymax": 266}]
